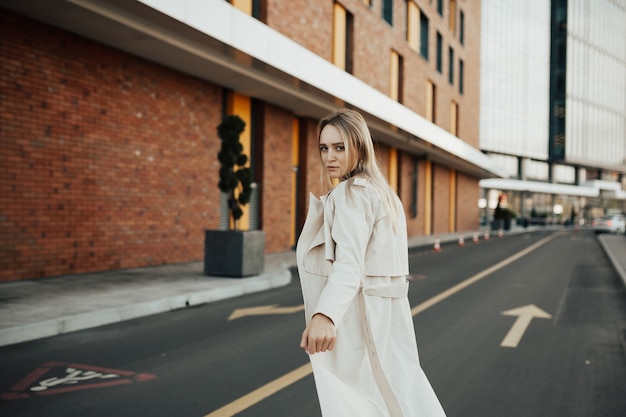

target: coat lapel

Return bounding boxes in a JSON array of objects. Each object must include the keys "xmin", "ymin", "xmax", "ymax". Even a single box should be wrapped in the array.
[{"xmin": 301, "ymin": 194, "xmax": 324, "ymax": 246}]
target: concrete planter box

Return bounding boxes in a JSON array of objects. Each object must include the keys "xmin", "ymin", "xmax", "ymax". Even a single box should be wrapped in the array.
[{"xmin": 204, "ymin": 230, "xmax": 265, "ymax": 277}]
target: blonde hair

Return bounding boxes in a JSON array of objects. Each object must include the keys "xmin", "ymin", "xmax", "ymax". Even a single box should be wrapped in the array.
[{"xmin": 318, "ymin": 108, "xmax": 399, "ymax": 220}]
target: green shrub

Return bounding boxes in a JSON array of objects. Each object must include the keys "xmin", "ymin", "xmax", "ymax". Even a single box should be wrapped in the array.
[{"xmin": 217, "ymin": 115, "xmax": 253, "ymax": 230}]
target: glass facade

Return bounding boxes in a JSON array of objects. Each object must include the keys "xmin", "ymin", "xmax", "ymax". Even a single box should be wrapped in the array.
[
  {"xmin": 480, "ymin": 0, "xmax": 626, "ymax": 220},
  {"xmin": 566, "ymin": 0, "xmax": 626, "ymax": 168},
  {"xmin": 480, "ymin": 0, "xmax": 551, "ymax": 164},
  {"xmin": 481, "ymin": 0, "xmax": 626, "ymax": 177}
]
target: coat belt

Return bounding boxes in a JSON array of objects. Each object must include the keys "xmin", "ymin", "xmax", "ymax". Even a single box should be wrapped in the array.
[
  {"xmin": 358, "ymin": 279, "xmax": 409, "ymax": 417},
  {"xmin": 362, "ymin": 280, "xmax": 409, "ymax": 298}
]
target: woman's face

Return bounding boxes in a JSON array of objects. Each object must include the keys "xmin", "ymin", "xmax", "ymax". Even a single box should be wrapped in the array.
[{"xmin": 319, "ymin": 124, "xmax": 348, "ymax": 179}]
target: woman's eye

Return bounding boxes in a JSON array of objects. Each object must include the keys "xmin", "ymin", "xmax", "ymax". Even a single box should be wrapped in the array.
[{"xmin": 336, "ymin": 146, "xmax": 345, "ymax": 151}]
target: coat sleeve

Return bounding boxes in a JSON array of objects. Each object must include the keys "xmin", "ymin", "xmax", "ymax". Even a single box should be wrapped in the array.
[{"xmin": 313, "ymin": 182, "xmax": 376, "ymax": 328}]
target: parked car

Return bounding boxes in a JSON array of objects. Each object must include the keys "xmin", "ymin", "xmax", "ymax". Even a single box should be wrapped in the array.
[{"xmin": 591, "ymin": 214, "xmax": 625, "ymax": 234}]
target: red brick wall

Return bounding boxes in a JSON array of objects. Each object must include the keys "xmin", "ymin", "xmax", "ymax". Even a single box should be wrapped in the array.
[
  {"xmin": 302, "ymin": 118, "xmax": 324, "ymax": 199},
  {"xmin": 265, "ymin": 0, "xmax": 482, "ymax": 238},
  {"xmin": 1, "ymin": 1, "xmax": 484, "ymax": 281},
  {"xmin": 266, "ymin": 0, "xmax": 333, "ymax": 62},
  {"xmin": 295, "ymin": 116, "xmax": 327, "ymax": 245},
  {"xmin": 260, "ymin": 104, "xmax": 294, "ymax": 252},
  {"xmin": 399, "ymin": 152, "xmax": 426, "ymax": 237},
  {"xmin": 265, "ymin": 0, "xmax": 480, "ymax": 144},
  {"xmin": 375, "ymin": 144, "xmax": 391, "ymax": 177},
  {"xmin": 0, "ymin": 11, "xmax": 223, "ymax": 281},
  {"xmin": 456, "ymin": 172, "xmax": 480, "ymax": 231},
  {"xmin": 460, "ymin": 0, "xmax": 482, "ymax": 147},
  {"xmin": 432, "ymin": 163, "xmax": 451, "ymax": 235}
]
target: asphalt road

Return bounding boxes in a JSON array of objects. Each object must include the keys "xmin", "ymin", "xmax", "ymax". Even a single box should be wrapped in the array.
[{"xmin": 1, "ymin": 229, "xmax": 625, "ymax": 416}]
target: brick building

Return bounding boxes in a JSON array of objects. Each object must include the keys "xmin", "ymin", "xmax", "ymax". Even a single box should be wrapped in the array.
[{"xmin": 0, "ymin": 0, "xmax": 504, "ymax": 281}]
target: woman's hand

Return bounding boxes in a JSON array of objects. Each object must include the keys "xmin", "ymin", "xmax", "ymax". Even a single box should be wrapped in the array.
[{"xmin": 300, "ymin": 313, "xmax": 336, "ymax": 354}]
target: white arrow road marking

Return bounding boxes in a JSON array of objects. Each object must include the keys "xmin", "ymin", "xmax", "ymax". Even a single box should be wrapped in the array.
[
  {"xmin": 500, "ymin": 304, "xmax": 552, "ymax": 348},
  {"xmin": 207, "ymin": 232, "xmax": 561, "ymax": 416},
  {"xmin": 228, "ymin": 304, "xmax": 305, "ymax": 321}
]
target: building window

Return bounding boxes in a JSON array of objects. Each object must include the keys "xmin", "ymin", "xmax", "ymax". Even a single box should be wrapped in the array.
[
  {"xmin": 437, "ymin": 0, "xmax": 443, "ymax": 16},
  {"xmin": 448, "ymin": 47, "xmax": 454, "ymax": 85},
  {"xmin": 426, "ymin": 80, "xmax": 436, "ymax": 122},
  {"xmin": 436, "ymin": 32, "xmax": 443, "ymax": 73},
  {"xmin": 382, "ymin": 0, "xmax": 393, "ymax": 25},
  {"xmin": 449, "ymin": 0, "xmax": 456, "ymax": 33},
  {"xmin": 333, "ymin": 2, "xmax": 354, "ymax": 73},
  {"xmin": 420, "ymin": 12, "xmax": 429, "ymax": 60},
  {"xmin": 450, "ymin": 101, "xmax": 459, "ymax": 136},
  {"xmin": 406, "ymin": 1, "xmax": 419, "ymax": 51},
  {"xmin": 345, "ymin": 11, "xmax": 354, "ymax": 73},
  {"xmin": 390, "ymin": 51, "xmax": 404, "ymax": 102},
  {"xmin": 230, "ymin": 0, "xmax": 266, "ymax": 20},
  {"xmin": 459, "ymin": 10, "xmax": 465, "ymax": 45},
  {"xmin": 459, "ymin": 59, "xmax": 464, "ymax": 94}
]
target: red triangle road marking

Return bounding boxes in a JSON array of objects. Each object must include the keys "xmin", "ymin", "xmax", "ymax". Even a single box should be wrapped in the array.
[{"xmin": 1, "ymin": 362, "xmax": 156, "ymax": 400}]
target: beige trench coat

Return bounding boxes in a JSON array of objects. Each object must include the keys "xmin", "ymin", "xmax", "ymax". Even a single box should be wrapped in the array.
[{"xmin": 296, "ymin": 178, "xmax": 446, "ymax": 417}]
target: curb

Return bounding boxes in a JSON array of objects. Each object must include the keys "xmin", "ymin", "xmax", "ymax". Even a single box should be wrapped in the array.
[
  {"xmin": 0, "ymin": 227, "xmax": 591, "ymax": 348},
  {"xmin": 0, "ymin": 269, "xmax": 292, "ymax": 348},
  {"xmin": 597, "ymin": 234, "xmax": 626, "ymax": 290}
]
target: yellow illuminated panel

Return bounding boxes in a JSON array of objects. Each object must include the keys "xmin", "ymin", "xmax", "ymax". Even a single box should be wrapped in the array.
[
  {"xmin": 424, "ymin": 160, "xmax": 432, "ymax": 235},
  {"xmin": 390, "ymin": 51, "xmax": 399, "ymax": 101},
  {"xmin": 450, "ymin": 0, "xmax": 457, "ymax": 33},
  {"xmin": 333, "ymin": 3, "xmax": 347, "ymax": 69},
  {"xmin": 450, "ymin": 101, "xmax": 458, "ymax": 136},
  {"xmin": 426, "ymin": 81, "xmax": 436, "ymax": 122},
  {"xmin": 232, "ymin": 0, "xmax": 252, "ymax": 15},
  {"xmin": 388, "ymin": 148, "xmax": 398, "ymax": 191},
  {"xmin": 407, "ymin": 2, "xmax": 419, "ymax": 51}
]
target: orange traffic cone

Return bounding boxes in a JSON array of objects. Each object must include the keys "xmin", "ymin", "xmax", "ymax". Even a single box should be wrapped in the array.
[
  {"xmin": 472, "ymin": 233, "xmax": 479, "ymax": 243},
  {"xmin": 458, "ymin": 235, "xmax": 465, "ymax": 246},
  {"xmin": 484, "ymin": 231, "xmax": 490, "ymax": 240},
  {"xmin": 433, "ymin": 238, "xmax": 441, "ymax": 252},
  {"xmin": 497, "ymin": 228, "xmax": 503, "ymax": 238}
]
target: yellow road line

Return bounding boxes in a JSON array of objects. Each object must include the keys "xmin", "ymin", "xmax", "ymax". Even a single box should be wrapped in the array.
[
  {"xmin": 204, "ymin": 363, "xmax": 312, "ymax": 417},
  {"xmin": 206, "ymin": 231, "xmax": 561, "ymax": 416},
  {"xmin": 411, "ymin": 231, "xmax": 560, "ymax": 315}
]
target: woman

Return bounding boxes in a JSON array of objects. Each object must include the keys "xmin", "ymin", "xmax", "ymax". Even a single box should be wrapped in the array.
[{"xmin": 296, "ymin": 109, "xmax": 447, "ymax": 417}]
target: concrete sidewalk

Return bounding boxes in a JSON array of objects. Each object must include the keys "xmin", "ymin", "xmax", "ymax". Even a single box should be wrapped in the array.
[
  {"xmin": 0, "ymin": 252, "xmax": 296, "ymax": 348},
  {"xmin": 1, "ymin": 227, "xmax": 624, "ymax": 348}
]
